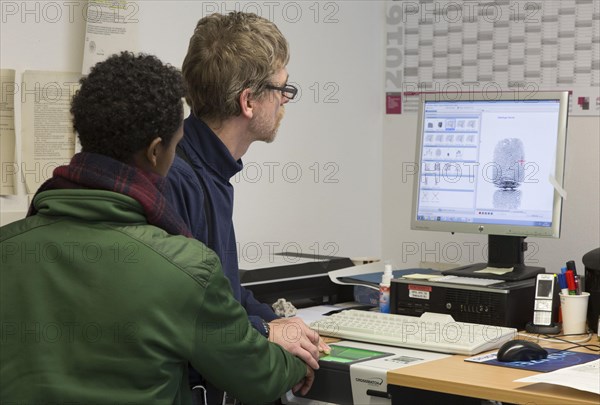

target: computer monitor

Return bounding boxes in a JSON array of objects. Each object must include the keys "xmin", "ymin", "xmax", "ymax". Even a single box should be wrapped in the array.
[{"xmin": 410, "ymin": 91, "xmax": 569, "ymax": 280}]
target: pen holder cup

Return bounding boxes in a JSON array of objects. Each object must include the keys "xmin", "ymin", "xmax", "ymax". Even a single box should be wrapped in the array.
[{"xmin": 559, "ymin": 292, "xmax": 590, "ymax": 335}]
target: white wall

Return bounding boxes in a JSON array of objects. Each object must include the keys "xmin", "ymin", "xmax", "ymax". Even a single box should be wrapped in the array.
[
  {"xmin": 0, "ymin": 1, "xmax": 384, "ymax": 261},
  {"xmin": 2, "ymin": 1, "xmax": 598, "ymax": 271}
]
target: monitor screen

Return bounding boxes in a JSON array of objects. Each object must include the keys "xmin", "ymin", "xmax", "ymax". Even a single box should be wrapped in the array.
[
  {"xmin": 535, "ymin": 279, "xmax": 554, "ymax": 298},
  {"xmin": 411, "ymin": 91, "xmax": 569, "ymax": 271}
]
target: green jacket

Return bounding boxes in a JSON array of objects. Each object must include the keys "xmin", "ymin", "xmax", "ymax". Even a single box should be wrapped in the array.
[{"xmin": 0, "ymin": 189, "xmax": 306, "ymax": 404}]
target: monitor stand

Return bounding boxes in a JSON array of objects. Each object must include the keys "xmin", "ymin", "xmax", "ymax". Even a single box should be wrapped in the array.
[{"xmin": 442, "ymin": 235, "xmax": 545, "ymax": 281}]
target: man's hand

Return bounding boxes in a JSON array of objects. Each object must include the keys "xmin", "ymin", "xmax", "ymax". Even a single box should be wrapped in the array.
[
  {"xmin": 268, "ymin": 317, "xmax": 330, "ymax": 370},
  {"xmin": 292, "ymin": 364, "xmax": 315, "ymax": 396}
]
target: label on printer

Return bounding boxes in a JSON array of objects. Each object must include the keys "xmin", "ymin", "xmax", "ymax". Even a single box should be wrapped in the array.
[{"xmin": 408, "ymin": 284, "xmax": 431, "ymax": 300}]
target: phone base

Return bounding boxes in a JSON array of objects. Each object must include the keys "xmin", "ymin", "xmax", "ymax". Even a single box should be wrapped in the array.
[{"xmin": 525, "ymin": 321, "xmax": 562, "ymax": 335}]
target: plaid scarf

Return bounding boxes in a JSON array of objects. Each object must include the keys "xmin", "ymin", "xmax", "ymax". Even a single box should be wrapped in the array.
[{"xmin": 28, "ymin": 152, "xmax": 192, "ymax": 238}]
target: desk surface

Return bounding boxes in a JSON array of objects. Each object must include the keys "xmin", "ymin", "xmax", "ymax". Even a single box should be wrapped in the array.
[{"xmin": 387, "ymin": 335, "xmax": 599, "ymax": 405}]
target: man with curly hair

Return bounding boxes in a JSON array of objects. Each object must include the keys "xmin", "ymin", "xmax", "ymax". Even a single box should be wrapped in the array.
[
  {"xmin": 0, "ymin": 51, "xmax": 313, "ymax": 404},
  {"xmin": 165, "ymin": 12, "xmax": 327, "ymax": 403}
]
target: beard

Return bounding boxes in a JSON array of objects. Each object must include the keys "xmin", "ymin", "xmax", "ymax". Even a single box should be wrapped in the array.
[{"xmin": 250, "ymin": 106, "xmax": 285, "ymax": 143}]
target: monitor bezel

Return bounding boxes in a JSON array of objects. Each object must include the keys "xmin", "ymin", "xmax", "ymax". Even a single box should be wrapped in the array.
[{"xmin": 410, "ymin": 90, "xmax": 569, "ymax": 239}]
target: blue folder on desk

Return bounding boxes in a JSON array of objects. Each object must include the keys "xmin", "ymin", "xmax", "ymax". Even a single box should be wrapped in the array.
[{"xmin": 466, "ymin": 349, "xmax": 600, "ymax": 372}]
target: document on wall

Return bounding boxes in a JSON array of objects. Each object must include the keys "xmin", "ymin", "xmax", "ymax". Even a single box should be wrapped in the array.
[
  {"xmin": 21, "ymin": 71, "xmax": 82, "ymax": 195},
  {"xmin": 515, "ymin": 358, "xmax": 600, "ymax": 395},
  {"xmin": 81, "ymin": 0, "xmax": 140, "ymax": 74},
  {"xmin": 1, "ymin": 69, "xmax": 17, "ymax": 195}
]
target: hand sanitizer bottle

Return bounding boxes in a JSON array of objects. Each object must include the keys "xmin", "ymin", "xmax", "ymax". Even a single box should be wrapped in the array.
[{"xmin": 379, "ymin": 264, "xmax": 393, "ymax": 313}]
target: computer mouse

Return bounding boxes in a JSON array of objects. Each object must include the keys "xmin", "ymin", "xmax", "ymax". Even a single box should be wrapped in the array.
[{"xmin": 496, "ymin": 339, "xmax": 548, "ymax": 362}]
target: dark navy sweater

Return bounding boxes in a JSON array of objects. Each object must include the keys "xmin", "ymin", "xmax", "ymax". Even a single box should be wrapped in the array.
[{"xmin": 165, "ymin": 115, "xmax": 278, "ymax": 333}]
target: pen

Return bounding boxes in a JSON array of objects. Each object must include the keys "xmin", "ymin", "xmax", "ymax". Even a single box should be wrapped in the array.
[
  {"xmin": 566, "ymin": 260, "xmax": 577, "ymax": 274},
  {"xmin": 566, "ymin": 270, "xmax": 576, "ymax": 295},
  {"xmin": 574, "ymin": 275, "xmax": 582, "ymax": 295},
  {"xmin": 558, "ymin": 273, "xmax": 569, "ymax": 295}
]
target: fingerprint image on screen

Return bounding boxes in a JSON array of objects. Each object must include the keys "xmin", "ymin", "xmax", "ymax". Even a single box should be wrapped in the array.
[
  {"xmin": 492, "ymin": 138, "xmax": 525, "ymax": 190},
  {"xmin": 493, "ymin": 189, "xmax": 522, "ymax": 210}
]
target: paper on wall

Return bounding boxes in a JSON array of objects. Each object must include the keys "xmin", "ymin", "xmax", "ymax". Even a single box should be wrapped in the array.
[
  {"xmin": 1, "ymin": 69, "xmax": 17, "ymax": 195},
  {"xmin": 81, "ymin": 0, "xmax": 140, "ymax": 74},
  {"xmin": 21, "ymin": 71, "xmax": 82, "ymax": 195}
]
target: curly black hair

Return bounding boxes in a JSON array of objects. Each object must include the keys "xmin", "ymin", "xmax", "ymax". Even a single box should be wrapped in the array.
[{"xmin": 71, "ymin": 52, "xmax": 185, "ymax": 162}]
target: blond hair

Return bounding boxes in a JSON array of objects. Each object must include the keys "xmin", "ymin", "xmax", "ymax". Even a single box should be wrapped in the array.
[{"xmin": 182, "ymin": 12, "xmax": 289, "ymax": 122}]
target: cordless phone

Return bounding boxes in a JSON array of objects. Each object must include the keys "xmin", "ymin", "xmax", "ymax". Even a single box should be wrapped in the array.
[
  {"xmin": 532, "ymin": 274, "xmax": 558, "ymax": 326},
  {"xmin": 526, "ymin": 273, "xmax": 561, "ymax": 334}
]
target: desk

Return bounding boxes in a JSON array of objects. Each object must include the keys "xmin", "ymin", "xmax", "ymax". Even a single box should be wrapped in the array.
[{"xmin": 387, "ymin": 335, "xmax": 599, "ymax": 405}]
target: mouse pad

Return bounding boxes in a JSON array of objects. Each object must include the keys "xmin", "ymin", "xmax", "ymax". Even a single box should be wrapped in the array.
[{"xmin": 465, "ymin": 349, "xmax": 600, "ymax": 372}]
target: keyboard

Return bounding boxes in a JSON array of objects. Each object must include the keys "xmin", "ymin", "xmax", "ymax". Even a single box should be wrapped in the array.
[{"xmin": 310, "ymin": 310, "xmax": 517, "ymax": 356}]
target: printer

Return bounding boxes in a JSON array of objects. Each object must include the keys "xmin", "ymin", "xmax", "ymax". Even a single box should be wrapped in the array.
[{"xmin": 239, "ymin": 253, "xmax": 355, "ymax": 308}]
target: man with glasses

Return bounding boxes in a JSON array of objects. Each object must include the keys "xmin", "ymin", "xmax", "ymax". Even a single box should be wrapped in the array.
[
  {"xmin": 266, "ymin": 83, "xmax": 299, "ymax": 101},
  {"xmin": 165, "ymin": 12, "xmax": 326, "ymax": 404}
]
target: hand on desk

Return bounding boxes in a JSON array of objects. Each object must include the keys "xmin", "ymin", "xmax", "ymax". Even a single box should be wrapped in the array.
[{"xmin": 269, "ymin": 317, "xmax": 331, "ymax": 370}]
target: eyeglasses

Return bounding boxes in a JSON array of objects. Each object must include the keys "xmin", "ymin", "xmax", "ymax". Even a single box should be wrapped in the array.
[{"xmin": 265, "ymin": 83, "xmax": 298, "ymax": 100}]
